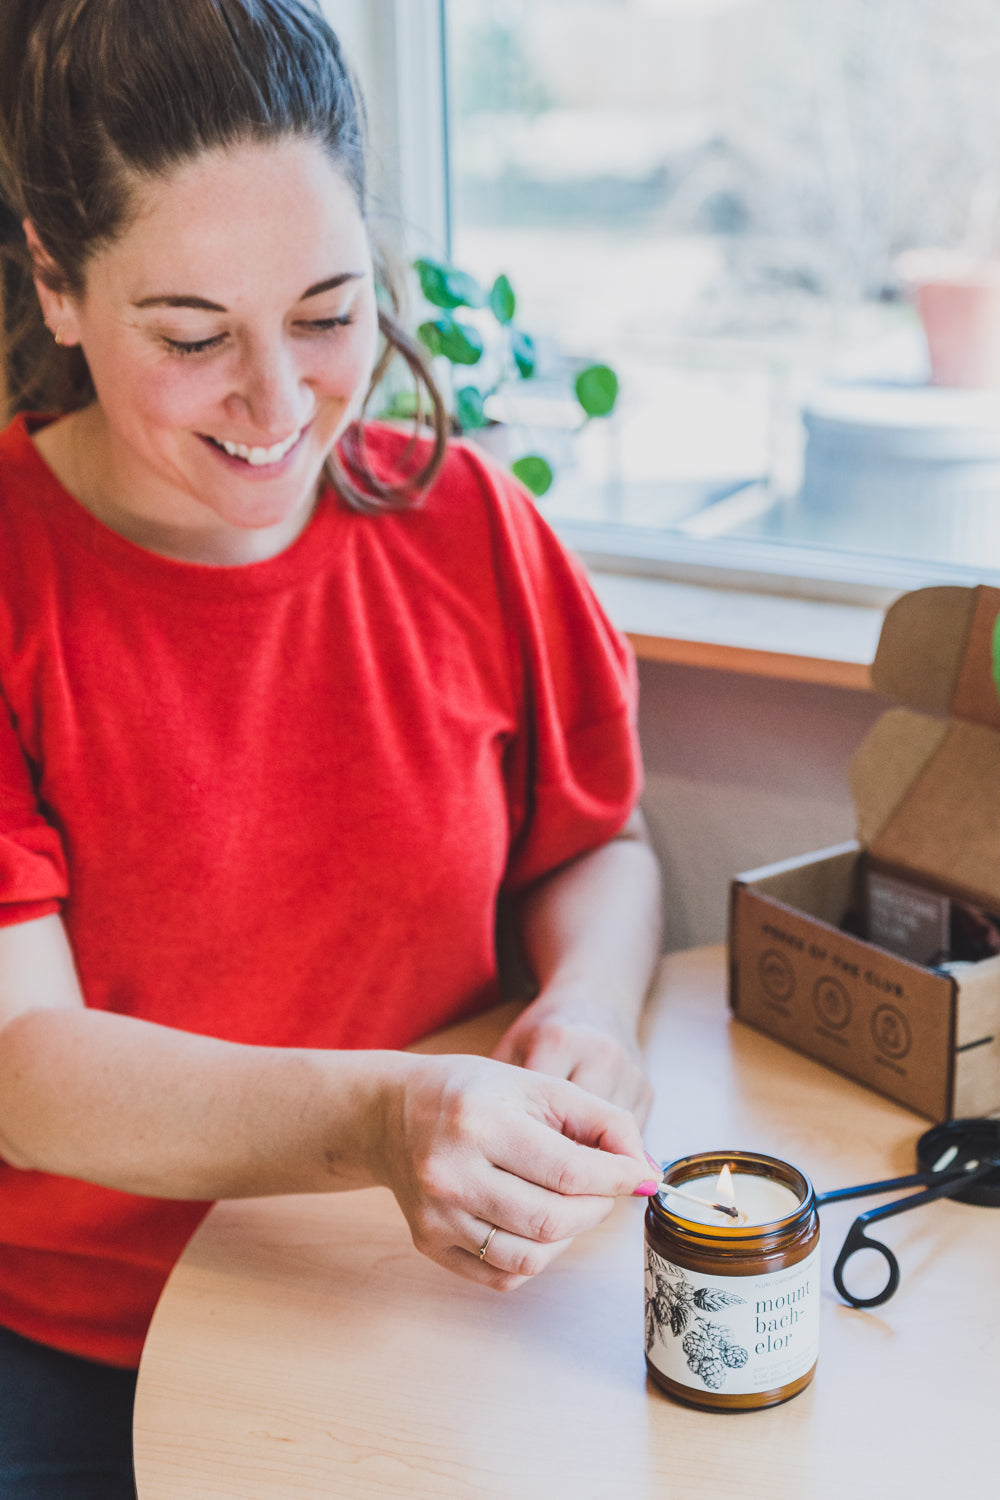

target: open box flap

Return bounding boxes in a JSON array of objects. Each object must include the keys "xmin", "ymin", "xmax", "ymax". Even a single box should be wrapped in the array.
[
  {"xmin": 866, "ymin": 719, "xmax": 1000, "ymax": 910},
  {"xmin": 851, "ymin": 584, "xmax": 1000, "ymax": 910},
  {"xmin": 851, "ymin": 712, "xmax": 1000, "ymax": 909},
  {"xmin": 850, "ymin": 709, "xmax": 949, "ymax": 850},
  {"xmin": 871, "ymin": 586, "xmax": 977, "ymax": 713},
  {"xmin": 872, "ymin": 584, "xmax": 1000, "ymax": 725}
]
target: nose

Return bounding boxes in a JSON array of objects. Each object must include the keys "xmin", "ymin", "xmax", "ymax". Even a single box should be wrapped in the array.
[{"xmin": 224, "ymin": 336, "xmax": 313, "ymax": 437}]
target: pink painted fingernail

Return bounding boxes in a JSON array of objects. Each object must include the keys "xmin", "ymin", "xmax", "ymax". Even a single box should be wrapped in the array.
[{"xmin": 633, "ymin": 1179, "xmax": 659, "ymax": 1197}]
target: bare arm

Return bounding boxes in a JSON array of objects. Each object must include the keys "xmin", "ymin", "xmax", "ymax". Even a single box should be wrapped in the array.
[
  {"xmin": 492, "ymin": 810, "xmax": 663, "ymax": 1123},
  {"xmin": 0, "ymin": 914, "xmax": 654, "ymax": 1289},
  {"xmin": 0, "ymin": 915, "xmax": 403, "ymax": 1198}
]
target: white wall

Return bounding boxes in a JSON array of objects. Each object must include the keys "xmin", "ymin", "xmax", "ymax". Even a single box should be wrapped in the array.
[{"xmin": 636, "ymin": 660, "xmax": 885, "ymax": 951}]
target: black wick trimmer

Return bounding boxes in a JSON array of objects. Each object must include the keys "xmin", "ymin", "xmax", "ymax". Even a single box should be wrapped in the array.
[{"xmin": 815, "ymin": 1118, "xmax": 1000, "ymax": 1310}]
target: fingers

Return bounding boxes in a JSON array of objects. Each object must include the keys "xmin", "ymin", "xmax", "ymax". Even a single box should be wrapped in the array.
[
  {"xmin": 404, "ymin": 1145, "xmax": 620, "ymax": 1272},
  {"xmin": 496, "ymin": 1017, "xmax": 575, "ymax": 1078},
  {"xmin": 436, "ymin": 1228, "xmax": 576, "ymax": 1290},
  {"xmin": 493, "ymin": 1015, "xmax": 653, "ymax": 1123},
  {"xmin": 568, "ymin": 1054, "xmax": 654, "ymax": 1127},
  {"xmin": 502, "ymin": 1072, "xmax": 648, "ymax": 1183},
  {"xmin": 476, "ymin": 1168, "xmax": 619, "ymax": 1246},
  {"xmin": 425, "ymin": 1195, "xmax": 610, "ymax": 1292},
  {"xmin": 386, "ymin": 1054, "xmax": 651, "ymax": 1294}
]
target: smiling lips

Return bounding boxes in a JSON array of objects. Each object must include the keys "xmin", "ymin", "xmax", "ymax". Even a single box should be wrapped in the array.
[{"xmin": 206, "ymin": 426, "xmax": 305, "ymax": 467}]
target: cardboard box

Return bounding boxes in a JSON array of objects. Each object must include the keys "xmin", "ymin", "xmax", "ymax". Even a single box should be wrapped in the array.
[{"xmin": 728, "ymin": 584, "xmax": 1000, "ymax": 1121}]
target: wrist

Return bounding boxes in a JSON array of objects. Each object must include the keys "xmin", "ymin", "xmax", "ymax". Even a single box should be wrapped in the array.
[
  {"xmin": 353, "ymin": 1050, "xmax": 426, "ymax": 1191},
  {"xmin": 292, "ymin": 1048, "xmax": 414, "ymax": 1193}
]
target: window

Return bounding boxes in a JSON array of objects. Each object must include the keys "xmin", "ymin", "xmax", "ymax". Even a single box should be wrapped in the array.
[{"xmin": 442, "ymin": 0, "xmax": 1000, "ymax": 593}]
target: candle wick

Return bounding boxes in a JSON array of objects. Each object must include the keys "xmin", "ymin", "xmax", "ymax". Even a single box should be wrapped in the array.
[{"xmin": 710, "ymin": 1201, "xmax": 743, "ymax": 1221}]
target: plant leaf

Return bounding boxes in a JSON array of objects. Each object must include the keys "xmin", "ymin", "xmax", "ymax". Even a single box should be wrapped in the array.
[
  {"xmin": 418, "ymin": 316, "xmax": 484, "ymax": 366},
  {"xmin": 414, "ymin": 257, "xmax": 486, "ymax": 310},
  {"xmin": 575, "ymin": 363, "xmax": 618, "ymax": 417},
  {"xmin": 416, "ymin": 320, "xmax": 444, "ymax": 358},
  {"xmin": 454, "ymin": 385, "xmax": 487, "ymax": 430},
  {"xmin": 438, "ymin": 318, "xmax": 484, "ymax": 366},
  {"xmin": 490, "ymin": 273, "xmax": 516, "ymax": 324},
  {"xmin": 511, "ymin": 454, "xmax": 553, "ymax": 496},
  {"xmin": 509, "ymin": 328, "xmax": 536, "ymax": 379},
  {"xmin": 379, "ymin": 389, "xmax": 420, "ymax": 420}
]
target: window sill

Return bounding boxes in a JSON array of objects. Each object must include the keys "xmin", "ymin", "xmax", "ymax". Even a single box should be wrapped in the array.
[{"xmin": 586, "ymin": 570, "xmax": 885, "ymax": 691}]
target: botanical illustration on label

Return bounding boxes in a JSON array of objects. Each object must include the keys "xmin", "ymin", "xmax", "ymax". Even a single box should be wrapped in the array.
[{"xmin": 644, "ymin": 1244, "xmax": 820, "ymax": 1396}]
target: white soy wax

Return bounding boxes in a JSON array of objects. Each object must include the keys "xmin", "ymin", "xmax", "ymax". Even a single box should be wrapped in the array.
[{"xmin": 663, "ymin": 1173, "xmax": 801, "ymax": 1226}]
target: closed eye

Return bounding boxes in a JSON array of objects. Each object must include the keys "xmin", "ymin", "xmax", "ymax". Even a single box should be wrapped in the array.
[
  {"xmin": 162, "ymin": 333, "xmax": 228, "ymax": 357},
  {"xmin": 161, "ymin": 314, "xmax": 353, "ymax": 357},
  {"xmin": 299, "ymin": 315, "xmax": 354, "ymax": 333}
]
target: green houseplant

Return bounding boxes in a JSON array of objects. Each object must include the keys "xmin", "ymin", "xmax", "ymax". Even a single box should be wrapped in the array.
[{"xmin": 404, "ymin": 257, "xmax": 619, "ymax": 497}]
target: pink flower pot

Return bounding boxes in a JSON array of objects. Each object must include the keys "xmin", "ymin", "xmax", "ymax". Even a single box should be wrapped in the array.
[{"xmin": 898, "ymin": 250, "xmax": 1000, "ymax": 389}]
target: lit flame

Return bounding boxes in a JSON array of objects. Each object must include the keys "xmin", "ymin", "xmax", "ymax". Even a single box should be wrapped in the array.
[{"xmin": 715, "ymin": 1163, "xmax": 738, "ymax": 1212}]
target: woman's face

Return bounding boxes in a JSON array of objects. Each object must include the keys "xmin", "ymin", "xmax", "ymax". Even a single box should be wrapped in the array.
[{"xmin": 34, "ymin": 136, "xmax": 379, "ymax": 562}]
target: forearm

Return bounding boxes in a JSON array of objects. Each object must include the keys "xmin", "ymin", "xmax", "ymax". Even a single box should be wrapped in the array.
[
  {"xmin": 0, "ymin": 1005, "xmax": 406, "ymax": 1199},
  {"xmin": 0, "ymin": 915, "xmax": 655, "ymax": 1292},
  {"xmin": 517, "ymin": 816, "xmax": 663, "ymax": 1030},
  {"xmin": 494, "ymin": 815, "xmax": 662, "ymax": 1121},
  {"xmin": 0, "ymin": 1003, "xmax": 655, "ymax": 1293}
]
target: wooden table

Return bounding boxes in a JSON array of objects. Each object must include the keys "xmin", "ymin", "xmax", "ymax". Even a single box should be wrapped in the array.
[{"xmin": 133, "ymin": 947, "xmax": 996, "ymax": 1499}]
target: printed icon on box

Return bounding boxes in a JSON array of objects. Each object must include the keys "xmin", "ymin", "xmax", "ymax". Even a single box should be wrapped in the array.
[
  {"xmin": 812, "ymin": 976, "xmax": 852, "ymax": 1030},
  {"xmin": 870, "ymin": 1004, "xmax": 912, "ymax": 1061},
  {"xmin": 758, "ymin": 949, "xmax": 795, "ymax": 1005}
]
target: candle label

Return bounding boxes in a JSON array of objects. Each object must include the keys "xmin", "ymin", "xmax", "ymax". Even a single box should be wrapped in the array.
[{"xmin": 645, "ymin": 1245, "xmax": 820, "ymax": 1396}]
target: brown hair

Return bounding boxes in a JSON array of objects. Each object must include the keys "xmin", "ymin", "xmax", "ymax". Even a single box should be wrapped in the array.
[{"xmin": 0, "ymin": 0, "xmax": 446, "ymax": 512}]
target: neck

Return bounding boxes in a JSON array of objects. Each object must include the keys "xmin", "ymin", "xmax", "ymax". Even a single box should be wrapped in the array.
[{"xmin": 30, "ymin": 406, "xmax": 319, "ymax": 566}]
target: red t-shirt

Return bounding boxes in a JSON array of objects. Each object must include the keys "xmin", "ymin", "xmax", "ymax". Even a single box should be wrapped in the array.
[{"xmin": 0, "ymin": 414, "xmax": 640, "ymax": 1366}]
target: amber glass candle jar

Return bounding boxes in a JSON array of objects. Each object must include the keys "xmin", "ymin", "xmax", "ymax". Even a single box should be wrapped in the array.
[{"xmin": 645, "ymin": 1150, "xmax": 820, "ymax": 1412}]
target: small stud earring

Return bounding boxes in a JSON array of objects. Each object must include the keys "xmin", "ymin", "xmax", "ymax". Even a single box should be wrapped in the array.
[{"xmin": 53, "ymin": 325, "xmax": 65, "ymax": 346}]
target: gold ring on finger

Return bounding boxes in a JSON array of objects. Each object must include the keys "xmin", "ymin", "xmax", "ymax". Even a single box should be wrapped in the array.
[{"xmin": 478, "ymin": 1225, "xmax": 498, "ymax": 1262}]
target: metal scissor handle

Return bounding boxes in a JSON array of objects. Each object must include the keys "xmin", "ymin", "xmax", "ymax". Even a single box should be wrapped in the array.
[
  {"xmin": 821, "ymin": 1161, "xmax": 995, "ymax": 1310},
  {"xmin": 831, "ymin": 1217, "xmax": 900, "ymax": 1308}
]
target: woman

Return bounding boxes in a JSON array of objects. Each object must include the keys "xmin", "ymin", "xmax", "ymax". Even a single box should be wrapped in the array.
[{"xmin": 0, "ymin": 1, "xmax": 663, "ymax": 1493}]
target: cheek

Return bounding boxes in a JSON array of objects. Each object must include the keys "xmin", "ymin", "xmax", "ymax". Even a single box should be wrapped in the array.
[
  {"xmin": 86, "ymin": 338, "xmax": 224, "ymax": 438},
  {"xmin": 318, "ymin": 309, "xmax": 379, "ymax": 402},
  {"xmin": 125, "ymin": 364, "xmax": 227, "ymax": 437}
]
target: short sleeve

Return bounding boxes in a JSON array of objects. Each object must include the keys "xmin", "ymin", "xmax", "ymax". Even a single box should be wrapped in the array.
[
  {"xmin": 460, "ymin": 445, "xmax": 642, "ymax": 893},
  {"xmin": 0, "ymin": 690, "xmax": 68, "ymax": 926}
]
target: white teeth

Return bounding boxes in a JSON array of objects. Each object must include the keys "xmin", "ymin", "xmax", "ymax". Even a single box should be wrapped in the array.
[{"xmin": 218, "ymin": 428, "xmax": 302, "ymax": 465}]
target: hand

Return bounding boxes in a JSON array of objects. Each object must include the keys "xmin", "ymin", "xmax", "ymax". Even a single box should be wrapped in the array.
[
  {"xmin": 378, "ymin": 1053, "xmax": 652, "ymax": 1291},
  {"xmin": 491, "ymin": 993, "xmax": 653, "ymax": 1126}
]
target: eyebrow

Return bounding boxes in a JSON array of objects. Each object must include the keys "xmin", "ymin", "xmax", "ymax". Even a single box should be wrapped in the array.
[{"xmin": 132, "ymin": 272, "xmax": 364, "ymax": 312}]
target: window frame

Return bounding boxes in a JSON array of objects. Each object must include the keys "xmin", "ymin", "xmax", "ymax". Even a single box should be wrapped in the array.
[{"xmin": 346, "ymin": 0, "xmax": 1000, "ymax": 609}]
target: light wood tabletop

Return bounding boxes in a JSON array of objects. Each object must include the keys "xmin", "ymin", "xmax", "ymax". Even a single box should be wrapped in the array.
[{"xmin": 133, "ymin": 946, "xmax": 996, "ymax": 1499}]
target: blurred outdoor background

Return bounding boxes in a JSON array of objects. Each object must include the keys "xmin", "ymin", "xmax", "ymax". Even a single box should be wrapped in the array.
[{"xmin": 446, "ymin": 0, "xmax": 1000, "ymax": 572}]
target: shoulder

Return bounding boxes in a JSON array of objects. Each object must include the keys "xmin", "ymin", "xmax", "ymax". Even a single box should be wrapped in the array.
[
  {"xmin": 0, "ymin": 412, "xmax": 48, "ymax": 492},
  {"xmin": 0, "ymin": 414, "xmax": 57, "ymax": 562},
  {"xmin": 360, "ymin": 422, "xmax": 525, "ymax": 509},
  {"xmin": 358, "ymin": 421, "xmax": 563, "ymax": 556}
]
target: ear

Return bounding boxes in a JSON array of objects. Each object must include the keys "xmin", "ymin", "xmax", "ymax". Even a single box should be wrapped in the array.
[{"xmin": 22, "ymin": 220, "xmax": 82, "ymax": 348}]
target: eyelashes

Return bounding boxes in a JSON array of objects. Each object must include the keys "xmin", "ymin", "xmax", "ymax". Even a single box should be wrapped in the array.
[
  {"xmin": 163, "ymin": 333, "xmax": 227, "ymax": 357},
  {"xmin": 161, "ymin": 315, "xmax": 355, "ymax": 358}
]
